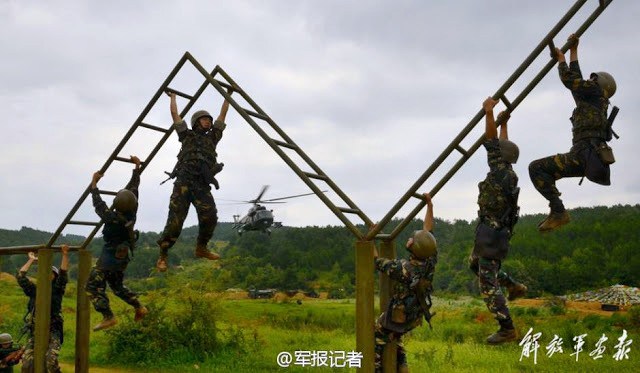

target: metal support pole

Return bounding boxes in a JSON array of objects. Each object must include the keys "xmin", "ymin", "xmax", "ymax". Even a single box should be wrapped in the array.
[
  {"xmin": 34, "ymin": 249, "xmax": 53, "ymax": 373},
  {"xmin": 75, "ymin": 250, "xmax": 92, "ymax": 373},
  {"xmin": 379, "ymin": 240, "xmax": 397, "ymax": 372},
  {"xmin": 355, "ymin": 240, "xmax": 375, "ymax": 372}
]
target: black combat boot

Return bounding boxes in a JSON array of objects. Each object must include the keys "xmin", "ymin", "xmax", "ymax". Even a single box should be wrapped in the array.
[{"xmin": 487, "ymin": 319, "xmax": 517, "ymax": 345}]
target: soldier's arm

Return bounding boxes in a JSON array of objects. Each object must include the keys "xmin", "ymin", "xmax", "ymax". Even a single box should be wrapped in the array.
[
  {"xmin": 497, "ymin": 111, "xmax": 510, "ymax": 140},
  {"xmin": 90, "ymin": 171, "xmax": 118, "ymax": 222},
  {"xmin": 16, "ymin": 254, "xmax": 36, "ymax": 296},
  {"xmin": 211, "ymin": 89, "xmax": 232, "ymax": 143},
  {"xmin": 167, "ymin": 91, "xmax": 182, "ymax": 124},
  {"xmin": 483, "ymin": 97, "xmax": 498, "ymax": 140},
  {"xmin": 375, "ymin": 258, "xmax": 412, "ymax": 284},
  {"xmin": 423, "ymin": 193, "xmax": 433, "ymax": 232},
  {"xmin": 124, "ymin": 156, "xmax": 142, "ymax": 198},
  {"xmin": 568, "ymin": 34, "xmax": 579, "ymax": 63},
  {"xmin": 55, "ymin": 245, "xmax": 69, "ymax": 291}
]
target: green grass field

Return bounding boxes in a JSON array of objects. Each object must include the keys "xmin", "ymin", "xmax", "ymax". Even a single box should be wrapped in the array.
[{"xmin": 1, "ymin": 271, "xmax": 638, "ymax": 372}]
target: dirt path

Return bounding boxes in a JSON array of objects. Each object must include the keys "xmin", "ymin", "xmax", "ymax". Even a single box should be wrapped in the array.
[{"xmin": 512, "ymin": 298, "xmax": 623, "ymax": 317}]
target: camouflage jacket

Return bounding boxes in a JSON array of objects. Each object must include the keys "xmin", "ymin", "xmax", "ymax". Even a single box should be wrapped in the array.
[
  {"xmin": 477, "ymin": 139, "xmax": 519, "ymax": 231},
  {"xmin": 174, "ymin": 119, "xmax": 225, "ymax": 184},
  {"xmin": 0, "ymin": 345, "xmax": 21, "ymax": 372},
  {"xmin": 91, "ymin": 168, "xmax": 140, "ymax": 271},
  {"xmin": 375, "ymin": 255, "xmax": 437, "ymax": 333},
  {"xmin": 559, "ymin": 60, "xmax": 609, "ymax": 143},
  {"xmin": 16, "ymin": 270, "xmax": 67, "ymax": 334}
]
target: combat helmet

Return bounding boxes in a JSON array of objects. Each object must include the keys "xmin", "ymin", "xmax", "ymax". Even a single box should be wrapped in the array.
[
  {"xmin": 0, "ymin": 333, "xmax": 13, "ymax": 345},
  {"xmin": 408, "ymin": 230, "xmax": 437, "ymax": 259},
  {"xmin": 498, "ymin": 139, "xmax": 519, "ymax": 164},
  {"xmin": 590, "ymin": 71, "xmax": 616, "ymax": 98},
  {"xmin": 190, "ymin": 110, "xmax": 214, "ymax": 128},
  {"xmin": 113, "ymin": 189, "xmax": 137, "ymax": 213}
]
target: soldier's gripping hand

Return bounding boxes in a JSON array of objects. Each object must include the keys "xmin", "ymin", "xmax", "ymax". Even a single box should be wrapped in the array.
[
  {"xmin": 554, "ymin": 47, "xmax": 566, "ymax": 63},
  {"xmin": 482, "ymin": 97, "xmax": 499, "ymax": 113},
  {"xmin": 91, "ymin": 171, "xmax": 104, "ymax": 189},
  {"xmin": 130, "ymin": 155, "xmax": 141, "ymax": 169},
  {"xmin": 28, "ymin": 251, "xmax": 38, "ymax": 262},
  {"xmin": 567, "ymin": 33, "xmax": 579, "ymax": 49}
]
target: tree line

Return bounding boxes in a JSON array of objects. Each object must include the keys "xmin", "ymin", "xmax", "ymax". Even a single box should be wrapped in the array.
[{"xmin": 1, "ymin": 204, "xmax": 638, "ymax": 297}]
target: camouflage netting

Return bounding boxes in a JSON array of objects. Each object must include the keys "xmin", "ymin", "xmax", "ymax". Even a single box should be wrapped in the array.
[{"xmin": 566, "ymin": 284, "xmax": 640, "ymax": 306}]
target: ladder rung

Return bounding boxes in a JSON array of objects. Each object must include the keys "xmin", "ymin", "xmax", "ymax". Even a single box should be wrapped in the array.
[
  {"xmin": 68, "ymin": 220, "xmax": 101, "ymax": 227},
  {"xmin": 244, "ymin": 108, "xmax": 269, "ymax": 121},
  {"xmin": 599, "ymin": 0, "xmax": 606, "ymax": 8},
  {"xmin": 165, "ymin": 88, "xmax": 194, "ymax": 101},
  {"xmin": 375, "ymin": 233, "xmax": 391, "ymax": 240},
  {"xmin": 548, "ymin": 39, "xmax": 556, "ymax": 58},
  {"xmin": 273, "ymin": 139, "xmax": 298, "ymax": 150},
  {"xmin": 412, "ymin": 192, "xmax": 426, "ymax": 200},
  {"xmin": 114, "ymin": 156, "xmax": 145, "ymax": 165},
  {"xmin": 139, "ymin": 122, "xmax": 169, "ymax": 133},
  {"xmin": 500, "ymin": 95, "xmax": 513, "ymax": 111},
  {"xmin": 99, "ymin": 190, "xmax": 118, "ymax": 196},
  {"xmin": 303, "ymin": 172, "xmax": 328, "ymax": 181},
  {"xmin": 338, "ymin": 207, "xmax": 361, "ymax": 214},
  {"xmin": 454, "ymin": 145, "xmax": 469, "ymax": 157}
]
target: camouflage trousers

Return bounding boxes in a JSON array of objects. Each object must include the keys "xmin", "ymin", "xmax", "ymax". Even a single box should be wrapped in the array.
[
  {"xmin": 528, "ymin": 148, "xmax": 586, "ymax": 211},
  {"xmin": 21, "ymin": 331, "xmax": 62, "ymax": 373},
  {"xmin": 158, "ymin": 180, "xmax": 218, "ymax": 251},
  {"xmin": 374, "ymin": 317, "xmax": 408, "ymax": 373},
  {"xmin": 86, "ymin": 267, "xmax": 140, "ymax": 318},
  {"xmin": 469, "ymin": 254, "xmax": 512, "ymax": 323}
]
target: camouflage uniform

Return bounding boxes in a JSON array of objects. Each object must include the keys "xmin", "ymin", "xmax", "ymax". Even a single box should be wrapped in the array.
[
  {"xmin": 374, "ymin": 252, "xmax": 437, "ymax": 372},
  {"xmin": 1, "ymin": 345, "xmax": 22, "ymax": 373},
  {"xmin": 86, "ymin": 169, "xmax": 142, "ymax": 318},
  {"xmin": 16, "ymin": 269, "xmax": 67, "ymax": 373},
  {"xmin": 157, "ymin": 119, "xmax": 225, "ymax": 252},
  {"xmin": 529, "ymin": 60, "xmax": 611, "ymax": 212},
  {"xmin": 470, "ymin": 138, "xmax": 520, "ymax": 330}
]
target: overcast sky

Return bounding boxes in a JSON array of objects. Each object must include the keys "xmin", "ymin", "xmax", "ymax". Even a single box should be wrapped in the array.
[{"xmin": 1, "ymin": 0, "xmax": 638, "ymax": 238}]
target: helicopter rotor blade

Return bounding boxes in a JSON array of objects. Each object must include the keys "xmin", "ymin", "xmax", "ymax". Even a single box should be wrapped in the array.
[
  {"xmin": 251, "ymin": 185, "xmax": 269, "ymax": 203},
  {"xmin": 261, "ymin": 190, "xmax": 328, "ymax": 202},
  {"xmin": 258, "ymin": 201, "xmax": 287, "ymax": 204}
]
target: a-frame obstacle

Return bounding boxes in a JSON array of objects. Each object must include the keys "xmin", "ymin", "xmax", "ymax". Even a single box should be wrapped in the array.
[{"xmin": 0, "ymin": 0, "xmax": 614, "ymax": 371}]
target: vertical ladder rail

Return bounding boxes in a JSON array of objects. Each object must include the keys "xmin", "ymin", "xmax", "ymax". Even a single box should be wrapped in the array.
[{"xmin": 366, "ymin": 0, "xmax": 612, "ymax": 240}]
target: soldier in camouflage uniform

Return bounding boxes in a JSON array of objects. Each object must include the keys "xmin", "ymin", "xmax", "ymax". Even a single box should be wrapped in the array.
[
  {"xmin": 17, "ymin": 245, "xmax": 69, "ymax": 373},
  {"xmin": 87, "ymin": 156, "xmax": 148, "ymax": 331},
  {"xmin": 529, "ymin": 34, "xmax": 616, "ymax": 232},
  {"xmin": 469, "ymin": 97, "xmax": 527, "ymax": 345},
  {"xmin": 373, "ymin": 193, "xmax": 437, "ymax": 373},
  {"xmin": 156, "ymin": 90, "xmax": 232, "ymax": 271},
  {"xmin": 0, "ymin": 333, "xmax": 23, "ymax": 373}
]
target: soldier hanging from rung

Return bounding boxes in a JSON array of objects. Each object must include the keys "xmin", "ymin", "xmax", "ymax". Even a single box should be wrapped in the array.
[
  {"xmin": 529, "ymin": 34, "xmax": 617, "ymax": 232},
  {"xmin": 469, "ymin": 97, "xmax": 527, "ymax": 345},
  {"xmin": 156, "ymin": 89, "xmax": 232, "ymax": 272}
]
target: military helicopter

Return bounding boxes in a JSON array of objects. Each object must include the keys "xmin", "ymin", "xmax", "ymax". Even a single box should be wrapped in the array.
[{"xmin": 228, "ymin": 185, "xmax": 325, "ymax": 235}]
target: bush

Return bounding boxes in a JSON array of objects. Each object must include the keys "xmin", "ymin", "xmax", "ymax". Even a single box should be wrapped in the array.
[{"xmin": 102, "ymin": 288, "xmax": 247, "ymax": 366}]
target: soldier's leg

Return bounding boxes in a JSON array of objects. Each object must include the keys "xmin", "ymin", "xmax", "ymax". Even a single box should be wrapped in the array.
[
  {"xmin": 479, "ymin": 257, "xmax": 517, "ymax": 344},
  {"xmin": 374, "ymin": 320, "xmax": 390, "ymax": 373},
  {"xmin": 192, "ymin": 185, "xmax": 220, "ymax": 260},
  {"xmin": 106, "ymin": 271, "xmax": 141, "ymax": 308},
  {"xmin": 157, "ymin": 183, "xmax": 192, "ymax": 252},
  {"xmin": 157, "ymin": 183, "xmax": 193, "ymax": 271},
  {"xmin": 45, "ymin": 331, "xmax": 62, "ymax": 373},
  {"xmin": 468, "ymin": 254, "xmax": 480, "ymax": 276},
  {"xmin": 396, "ymin": 338, "xmax": 408, "ymax": 372},
  {"xmin": 20, "ymin": 337, "xmax": 34, "ymax": 373},
  {"xmin": 86, "ymin": 267, "xmax": 113, "ymax": 319},
  {"xmin": 528, "ymin": 152, "xmax": 586, "ymax": 210},
  {"xmin": 498, "ymin": 271, "xmax": 528, "ymax": 301}
]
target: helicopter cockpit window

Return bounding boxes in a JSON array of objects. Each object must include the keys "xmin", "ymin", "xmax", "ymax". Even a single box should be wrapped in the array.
[{"xmin": 255, "ymin": 210, "xmax": 270, "ymax": 219}]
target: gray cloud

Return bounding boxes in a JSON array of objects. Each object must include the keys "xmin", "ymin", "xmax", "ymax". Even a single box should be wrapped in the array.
[{"xmin": 1, "ymin": 0, "xmax": 638, "ymax": 237}]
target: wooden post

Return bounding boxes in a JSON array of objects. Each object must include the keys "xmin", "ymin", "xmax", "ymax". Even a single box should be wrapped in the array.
[
  {"xmin": 355, "ymin": 240, "xmax": 375, "ymax": 372},
  {"xmin": 75, "ymin": 250, "xmax": 92, "ymax": 373},
  {"xmin": 379, "ymin": 240, "xmax": 397, "ymax": 372},
  {"xmin": 34, "ymin": 249, "xmax": 53, "ymax": 373}
]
